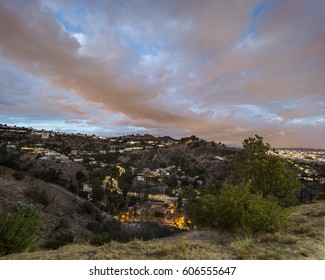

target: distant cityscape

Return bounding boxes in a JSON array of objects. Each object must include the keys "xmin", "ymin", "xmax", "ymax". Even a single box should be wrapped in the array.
[{"xmin": 273, "ymin": 149, "xmax": 325, "ymax": 184}]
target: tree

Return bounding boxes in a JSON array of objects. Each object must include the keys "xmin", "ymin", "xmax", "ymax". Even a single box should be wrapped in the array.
[
  {"xmin": 118, "ymin": 168, "xmax": 134, "ymax": 200},
  {"xmin": 199, "ymin": 179, "xmax": 222, "ymax": 196},
  {"xmin": 232, "ymin": 135, "xmax": 301, "ymax": 206},
  {"xmin": 0, "ymin": 202, "xmax": 40, "ymax": 256},
  {"xmin": 76, "ymin": 170, "xmax": 87, "ymax": 183},
  {"xmin": 187, "ymin": 181, "xmax": 289, "ymax": 233},
  {"xmin": 184, "ymin": 135, "xmax": 299, "ymax": 233}
]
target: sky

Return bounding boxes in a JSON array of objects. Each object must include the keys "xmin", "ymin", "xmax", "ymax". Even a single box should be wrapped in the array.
[{"xmin": 0, "ymin": 0, "xmax": 324, "ymax": 148}]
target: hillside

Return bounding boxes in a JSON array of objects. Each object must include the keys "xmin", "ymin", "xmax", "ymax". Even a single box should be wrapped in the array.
[
  {"xmin": 149, "ymin": 141, "xmax": 237, "ymax": 180},
  {"xmin": 1, "ymin": 126, "xmax": 324, "ymax": 260},
  {"xmin": 0, "ymin": 165, "xmax": 182, "ymax": 252},
  {"xmin": 0, "ymin": 166, "xmax": 112, "ymax": 246},
  {"xmin": 1, "ymin": 201, "xmax": 324, "ymax": 260}
]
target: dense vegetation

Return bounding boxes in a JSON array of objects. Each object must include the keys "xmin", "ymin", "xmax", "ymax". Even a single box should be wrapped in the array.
[
  {"xmin": 0, "ymin": 202, "xmax": 40, "ymax": 256},
  {"xmin": 186, "ymin": 135, "xmax": 301, "ymax": 233}
]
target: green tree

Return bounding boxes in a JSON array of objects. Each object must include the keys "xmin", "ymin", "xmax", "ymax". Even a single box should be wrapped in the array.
[
  {"xmin": 199, "ymin": 179, "xmax": 223, "ymax": 196},
  {"xmin": 180, "ymin": 185, "xmax": 197, "ymax": 204},
  {"xmin": 76, "ymin": 170, "xmax": 87, "ymax": 183},
  {"xmin": 118, "ymin": 168, "xmax": 134, "ymax": 200},
  {"xmin": 188, "ymin": 181, "xmax": 288, "ymax": 233},
  {"xmin": 232, "ymin": 135, "xmax": 301, "ymax": 206},
  {"xmin": 0, "ymin": 202, "xmax": 40, "ymax": 256}
]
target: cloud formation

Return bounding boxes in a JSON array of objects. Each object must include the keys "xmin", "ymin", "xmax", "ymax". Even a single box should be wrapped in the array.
[{"xmin": 0, "ymin": 0, "xmax": 324, "ymax": 148}]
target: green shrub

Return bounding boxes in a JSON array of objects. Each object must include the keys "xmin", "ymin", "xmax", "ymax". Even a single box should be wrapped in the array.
[
  {"xmin": 86, "ymin": 222, "xmax": 103, "ymax": 233},
  {"xmin": 89, "ymin": 232, "xmax": 110, "ymax": 246},
  {"xmin": 186, "ymin": 194, "xmax": 219, "ymax": 228},
  {"xmin": 188, "ymin": 181, "xmax": 289, "ymax": 233},
  {"xmin": 314, "ymin": 193, "xmax": 325, "ymax": 201},
  {"xmin": 80, "ymin": 202, "xmax": 96, "ymax": 215},
  {"xmin": 44, "ymin": 233, "xmax": 74, "ymax": 250},
  {"xmin": 24, "ymin": 187, "xmax": 50, "ymax": 206},
  {"xmin": 12, "ymin": 171, "xmax": 26, "ymax": 181},
  {"xmin": 0, "ymin": 202, "xmax": 40, "ymax": 256},
  {"xmin": 56, "ymin": 217, "xmax": 69, "ymax": 229},
  {"xmin": 154, "ymin": 211, "xmax": 164, "ymax": 218}
]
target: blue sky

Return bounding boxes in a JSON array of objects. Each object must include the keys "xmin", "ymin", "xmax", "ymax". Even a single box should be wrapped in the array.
[{"xmin": 0, "ymin": 0, "xmax": 324, "ymax": 148}]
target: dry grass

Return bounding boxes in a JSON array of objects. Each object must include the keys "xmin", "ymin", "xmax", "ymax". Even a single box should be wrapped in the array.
[
  {"xmin": 0, "ymin": 238, "xmax": 235, "ymax": 260},
  {"xmin": 231, "ymin": 236, "xmax": 254, "ymax": 259}
]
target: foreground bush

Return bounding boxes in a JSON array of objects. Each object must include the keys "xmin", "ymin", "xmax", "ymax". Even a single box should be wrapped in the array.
[
  {"xmin": 12, "ymin": 171, "xmax": 26, "ymax": 181},
  {"xmin": 24, "ymin": 187, "xmax": 50, "ymax": 206},
  {"xmin": 89, "ymin": 232, "xmax": 110, "ymax": 246},
  {"xmin": 44, "ymin": 233, "xmax": 74, "ymax": 250},
  {"xmin": 188, "ymin": 182, "xmax": 288, "ymax": 233},
  {"xmin": 0, "ymin": 202, "xmax": 40, "ymax": 256}
]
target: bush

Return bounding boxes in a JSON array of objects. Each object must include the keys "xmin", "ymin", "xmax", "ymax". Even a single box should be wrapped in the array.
[
  {"xmin": 188, "ymin": 181, "xmax": 289, "ymax": 233},
  {"xmin": 86, "ymin": 222, "xmax": 103, "ymax": 233},
  {"xmin": 12, "ymin": 171, "xmax": 26, "ymax": 181},
  {"xmin": 0, "ymin": 202, "xmax": 40, "ymax": 256},
  {"xmin": 80, "ymin": 202, "xmax": 96, "ymax": 215},
  {"xmin": 56, "ymin": 217, "xmax": 69, "ymax": 230},
  {"xmin": 186, "ymin": 194, "xmax": 219, "ymax": 228},
  {"xmin": 314, "ymin": 193, "xmax": 325, "ymax": 201},
  {"xmin": 89, "ymin": 232, "xmax": 110, "ymax": 246},
  {"xmin": 24, "ymin": 187, "xmax": 50, "ymax": 206},
  {"xmin": 44, "ymin": 233, "xmax": 74, "ymax": 250},
  {"xmin": 34, "ymin": 168, "xmax": 60, "ymax": 183}
]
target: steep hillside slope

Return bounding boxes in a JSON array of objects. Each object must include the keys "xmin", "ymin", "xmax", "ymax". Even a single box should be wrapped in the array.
[
  {"xmin": 135, "ymin": 142, "xmax": 238, "ymax": 180},
  {"xmin": 0, "ymin": 166, "xmax": 108, "ymax": 246}
]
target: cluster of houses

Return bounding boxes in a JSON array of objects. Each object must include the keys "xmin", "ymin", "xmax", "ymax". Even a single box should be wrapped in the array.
[
  {"xmin": 1, "ymin": 125, "xmax": 201, "ymax": 229},
  {"xmin": 105, "ymin": 139, "xmax": 177, "ymax": 154},
  {"xmin": 276, "ymin": 149, "xmax": 325, "ymax": 163},
  {"xmin": 77, "ymin": 164, "xmax": 197, "ymax": 229}
]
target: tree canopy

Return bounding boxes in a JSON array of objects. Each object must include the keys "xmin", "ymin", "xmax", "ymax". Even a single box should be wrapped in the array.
[
  {"xmin": 232, "ymin": 135, "xmax": 301, "ymax": 206},
  {"xmin": 185, "ymin": 135, "xmax": 302, "ymax": 233}
]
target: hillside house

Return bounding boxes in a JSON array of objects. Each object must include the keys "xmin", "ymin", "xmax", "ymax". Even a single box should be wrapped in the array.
[
  {"xmin": 137, "ymin": 173, "xmax": 145, "ymax": 182},
  {"xmin": 42, "ymin": 133, "xmax": 50, "ymax": 139}
]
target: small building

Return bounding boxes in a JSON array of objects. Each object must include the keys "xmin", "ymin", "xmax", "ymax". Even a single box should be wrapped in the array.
[
  {"xmin": 7, "ymin": 144, "xmax": 16, "ymax": 149},
  {"xmin": 70, "ymin": 150, "xmax": 78, "ymax": 156},
  {"xmin": 137, "ymin": 173, "xmax": 145, "ymax": 182},
  {"xmin": 42, "ymin": 133, "xmax": 50, "ymax": 139},
  {"xmin": 82, "ymin": 183, "xmax": 93, "ymax": 193},
  {"xmin": 56, "ymin": 155, "xmax": 69, "ymax": 161},
  {"xmin": 39, "ymin": 156, "xmax": 50, "ymax": 160}
]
